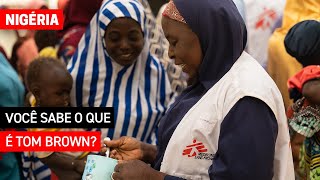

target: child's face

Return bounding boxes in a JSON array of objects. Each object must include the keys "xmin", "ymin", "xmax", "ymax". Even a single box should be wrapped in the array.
[
  {"xmin": 302, "ymin": 79, "xmax": 320, "ymax": 105},
  {"xmin": 37, "ymin": 69, "xmax": 73, "ymax": 107},
  {"xmin": 104, "ymin": 17, "xmax": 144, "ymax": 66}
]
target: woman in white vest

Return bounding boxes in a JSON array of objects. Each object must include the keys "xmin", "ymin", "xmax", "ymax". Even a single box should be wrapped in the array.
[{"xmin": 103, "ymin": 0, "xmax": 295, "ymax": 179}]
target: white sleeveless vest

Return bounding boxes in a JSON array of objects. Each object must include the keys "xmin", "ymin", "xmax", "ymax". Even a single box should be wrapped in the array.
[{"xmin": 160, "ymin": 52, "xmax": 294, "ymax": 180}]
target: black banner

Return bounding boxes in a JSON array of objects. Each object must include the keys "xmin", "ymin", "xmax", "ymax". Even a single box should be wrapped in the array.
[{"xmin": 0, "ymin": 107, "xmax": 114, "ymax": 128}]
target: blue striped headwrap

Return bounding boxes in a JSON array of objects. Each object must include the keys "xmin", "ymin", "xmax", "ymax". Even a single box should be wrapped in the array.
[{"xmin": 68, "ymin": 0, "xmax": 172, "ymax": 143}]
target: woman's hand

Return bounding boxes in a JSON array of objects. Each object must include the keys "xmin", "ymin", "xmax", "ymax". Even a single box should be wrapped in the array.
[
  {"xmin": 40, "ymin": 152, "xmax": 87, "ymax": 180},
  {"xmin": 50, "ymin": 166, "xmax": 82, "ymax": 180},
  {"xmin": 101, "ymin": 136, "xmax": 157, "ymax": 163},
  {"xmin": 74, "ymin": 158, "xmax": 87, "ymax": 174},
  {"xmin": 101, "ymin": 136, "xmax": 143, "ymax": 160},
  {"xmin": 112, "ymin": 160, "xmax": 166, "ymax": 180}
]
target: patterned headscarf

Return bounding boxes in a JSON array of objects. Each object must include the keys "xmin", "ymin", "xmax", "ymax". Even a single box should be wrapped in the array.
[
  {"xmin": 162, "ymin": 1, "xmax": 186, "ymax": 24},
  {"xmin": 288, "ymin": 65, "xmax": 320, "ymax": 93}
]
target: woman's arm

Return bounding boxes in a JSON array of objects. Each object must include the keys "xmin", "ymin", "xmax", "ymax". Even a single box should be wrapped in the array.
[
  {"xmin": 210, "ymin": 97, "xmax": 278, "ymax": 180},
  {"xmin": 103, "ymin": 136, "xmax": 157, "ymax": 164}
]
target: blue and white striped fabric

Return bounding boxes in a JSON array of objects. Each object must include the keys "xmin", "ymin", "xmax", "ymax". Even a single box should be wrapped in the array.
[
  {"xmin": 68, "ymin": 0, "xmax": 173, "ymax": 143},
  {"xmin": 21, "ymin": 152, "xmax": 51, "ymax": 180}
]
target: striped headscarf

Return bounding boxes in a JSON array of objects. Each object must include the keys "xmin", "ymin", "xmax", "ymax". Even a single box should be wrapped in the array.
[
  {"xmin": 21, "ymin": 152, "xmax": 51, "ymax": 180},
  {"xmin": 68, "ymin": 0, "xmax": 173, "ymax": 142}
]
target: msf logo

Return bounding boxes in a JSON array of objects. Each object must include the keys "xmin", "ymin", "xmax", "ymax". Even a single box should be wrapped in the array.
[
  {"xmin": 182, "ymin": 139, "xmax": 208, "ymax": 157},
  {"xmin": 255, "ymin": 8, "xmax": 277, "ymax": 30}
]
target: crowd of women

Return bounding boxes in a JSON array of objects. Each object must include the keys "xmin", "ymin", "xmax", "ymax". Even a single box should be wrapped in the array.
[{"xmin": 0, "ymin": 0, "xmax": 319, "ymax": 179}]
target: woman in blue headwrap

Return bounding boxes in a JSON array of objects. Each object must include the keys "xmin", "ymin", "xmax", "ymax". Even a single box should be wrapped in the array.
[
  {"xmin": 103, "ymin": 0, "xmax": 294, "ymax": 179},
  {"xmin": 68, "ymin": 0, "xmax": 172, "ymax": 143}
]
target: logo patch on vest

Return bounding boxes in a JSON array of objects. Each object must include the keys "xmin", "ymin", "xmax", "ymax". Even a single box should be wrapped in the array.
[{"xmin": 182, "ymin": 139, "xmax": 214, "ymax": 160}]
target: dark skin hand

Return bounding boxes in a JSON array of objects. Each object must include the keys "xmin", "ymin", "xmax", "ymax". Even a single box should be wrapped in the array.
[
  {"xmin": 40, "ymin": 152, "xmax": 87, "ymax": 180},
  {"xmin": 101, "ymin": 137, "xmax": 166, "ymax": 180},
  {"xmin": 101, "ymin": 136, "xmax": 157, "ymax": 164},
  {"xmin": 112, "ymin": 160, "xmax": 166, "ymax": 180}
]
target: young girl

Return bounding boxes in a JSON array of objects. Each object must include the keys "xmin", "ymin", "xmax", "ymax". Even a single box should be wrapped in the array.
[
  {"xmin": 68, "ymin": 0, "xmax": 173, "ymax": 144},
  {"xmin": 24, "ymin": 57, "xmax": 87, "ymax": 179},
  {"xmin": 287, "ymin": 65, "xmax": 320, "ymax": 180}
]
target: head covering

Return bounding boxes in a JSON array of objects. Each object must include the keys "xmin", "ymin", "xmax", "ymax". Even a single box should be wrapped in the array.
[
  {"xmin": 68, "ymin": 0, "xmax": 172, "ymax": 142},
  {"xmin": 162, "ymin": 1, "xmax": 186, "ymax": 24},
  {"xmin": 173, "ymin": 0, "xmax": 246, "ymax": 90},
  {"xmin": 156, "ymin": 0, "xmax": 246, "ymax": 167},
  {"xmin": 284, "ymin": 20, "xmax": 320, "ymax": 67},
  {"xmin": 288, "ymin": 65, "xmax": 320, "ymax": 92}
]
